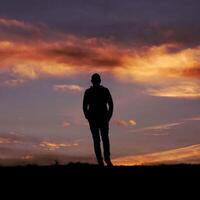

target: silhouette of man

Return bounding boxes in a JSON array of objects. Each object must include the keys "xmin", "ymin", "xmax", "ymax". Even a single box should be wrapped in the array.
[{"xmin": 83, "ymin": 73, "xmax": 113, "ymax": 166}]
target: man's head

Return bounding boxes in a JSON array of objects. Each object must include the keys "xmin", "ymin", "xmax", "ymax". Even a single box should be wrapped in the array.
[{"xmin": 91, "ymin": 73, "xmax": 101, "ymax": 86}]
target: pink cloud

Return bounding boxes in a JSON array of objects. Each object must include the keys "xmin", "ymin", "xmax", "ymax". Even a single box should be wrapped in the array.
[
  {"xmin": 3, "ymin": 79, "xmax": 25, "ymax": 87},
  {"xmin": 39, "ymin": 141, "xmax": 78, "ymax": 151},
  {"xmin": 114, "ymin": 119, "xmax": 137, "ymax": 127},
  {"xmin": 54, "ymin": 84, "xmax": 83, "ymax": 93},
  {"xmin": 62, "ymin": 121, "xmax": 71, "ymax": 128}
]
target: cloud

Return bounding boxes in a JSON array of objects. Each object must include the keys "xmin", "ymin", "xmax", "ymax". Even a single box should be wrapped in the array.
[
  {"xmin": 0, "ymin": 132, "xmax": 40, "ymax": 160},
  {"xmin": 147, "ymin": 82, "xmax": 200, "ymax": 99},
  {"xmin": 113, "ymin": 44, "xmax": 200, "ymax": 99},
  {"xmin": 131, "ymin": 115, "xmax": 200, "ymax": 135},
  {"xmin": 1, "ymin": 17, "xmax": 200, "ymax": 99},
  {"xmin": 21, "ymin": 155, "xmax": 33, "ymax": 160},
  {"xmin": 113, "ymin": 144, "xmax": 200, "ymax": 166},
  {"xmin": 0, "ymin": 37, "xmax": 123, "ymax": 79},
  {"xmin": 129, "ymin": 120, "xmax": 137, "ymax": 126},
  {"xmin": 0, "ymin": 131, "xmax": 85, "ymax": 165},
  {"xmin": 39, "ymin": 141, "xmax": 78, "ymax": 151},
  {"xmin": 0, "ymin": 132, "xmax": 26, "ymax": 144},
  {"xmin": 0, "ymin": 131, "xmax": 78, "ymax": 152},
  {"xmin": 131, "ymin": 122, "xmax": 183, "ymax": 134},
  {"xmin": 0, "ymin": 137, "xmax": 17, "ymax": 144},
  {"xmin": 54, "ymin": 84, "xmax": 83, "ymax": 92},
  {"xmin": 114, "ymin": 43, "xmax": 200, "ymax": 82},
  {"xmin": 62, "ymin": 121, "xmax": 71, "ymax": 128},
  {"xmin": 114, "ymin": 119, "xmax": 137, "ymax": 127},
  {"xmin": 146, "ymin": 122, "xmax": 183, "ymax": 131},
  {"xmin": 187, "ymin": 116, "xmax": 200, "ymax": 121},
  {"xmin": 0, "ymin": 17, "xmax": 49, "ymax": 43},
  {"xmin": 114, "ymin": 120, "xmax": 128, "ymax": 127},
  {"xmin": 97, "ymin": 20, "xmax": 200, "ymax": 47},
  {"xmin": 0, "ymin": 17, "xmax": 43, "ymax": 32},
  {"xmin": 3, "ymin": 79, "xmax": 25, "ymax": 87}
]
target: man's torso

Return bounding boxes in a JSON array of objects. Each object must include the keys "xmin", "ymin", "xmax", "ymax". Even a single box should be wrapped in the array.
[{"xmin": 85, "ymin": 85, "xmax": 109, "ymax": 121}]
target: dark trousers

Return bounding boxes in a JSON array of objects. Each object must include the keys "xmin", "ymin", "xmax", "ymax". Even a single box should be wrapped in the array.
[{"xmin": 89, "ymin": 120, "xmax": 110, "ymax": 163}]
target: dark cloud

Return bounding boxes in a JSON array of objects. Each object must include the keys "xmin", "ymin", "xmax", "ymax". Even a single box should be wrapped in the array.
[
  {"xmin": 48, "ymin": 46, "xmax": 94, "ymax": 58},
  {"xmin": 181, "ymin": 67, "xmax": 200, "ymax": 78},
  {"xmin": 44, "ymin": 45, "xmax": 123, "ymax": 68},
  {"xmin": 0, "ymin": 18, "xmax": 45, "ymax": 42},
  {"xmin": 0, "ymin": 18, "xmax": 123, "ymax": 70},
  {"xmin": 0, "ymin": 0, "xmax": 200, "ymax": 47}
]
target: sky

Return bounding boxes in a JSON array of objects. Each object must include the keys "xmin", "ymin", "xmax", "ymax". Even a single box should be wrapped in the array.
[{"xmin": 0, "ymin": 0, "xmax": 200, "ymax": 165}]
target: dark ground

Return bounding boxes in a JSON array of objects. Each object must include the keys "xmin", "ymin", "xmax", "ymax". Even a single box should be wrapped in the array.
[{"xmin": 0, "ymin": 163, "xmax": 199, "ymax": 197}]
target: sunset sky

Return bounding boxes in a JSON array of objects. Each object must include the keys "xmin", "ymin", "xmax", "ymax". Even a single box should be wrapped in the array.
[{"xmin": 0, "ymin": 0, "xmax": 200, "ymax": 165}]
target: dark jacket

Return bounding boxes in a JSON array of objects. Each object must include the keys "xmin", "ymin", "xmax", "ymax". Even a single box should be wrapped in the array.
[{"xmin": 83, "ymin": 85, "xmax": 113, "ymax": 122}]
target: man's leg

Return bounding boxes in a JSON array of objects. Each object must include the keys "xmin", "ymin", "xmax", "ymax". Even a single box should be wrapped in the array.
[
  {"xmin": 89, "ymin": 121, "xmax": 104, "ymax": 166},
  {"xmin": 100, "ymin": 122, "xmax": 112, "ymax": 166}
]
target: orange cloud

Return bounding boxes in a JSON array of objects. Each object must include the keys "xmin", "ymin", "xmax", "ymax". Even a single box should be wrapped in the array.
[
  {"xmin": 39, "ymin": 141, "xmax": 78, "ymax": 151},
  {"xmin": 1, "ymin": 40, "xmax": 199, "ymax": 100},
  {"xmin": 0, "ymin": 38, "xmax": 123, "ymax": 79},
  {"xmin": 114, "ymin": 120, "xmax": 128, "ymax": 127},
  {"xmin": 147, "ymin": 82, "xmax": 200, "ymax": 99},
  {"xmin": 0, "ymin": 137, "xmax": 14, "ymax": 144},
  {"xmin": 21, "ymin": 155, "xmax": 33, "ymax": 160},
  {"xmin": 54, "ymin": 84, "xmax": 83, "ymax": 92},
  {"xmin": 1, "ymin": 17, "xmax": 200, "ymax": 99},
  {"xmin": 114, "ymin": 119, "xmax": 137, "ymax": 127},
  {"xmin": 129, "ymin": 120, "xmax": 137, "ymax": 126},
  {"xmin": 62, "ymin": 121, "xmax": 71, "ymax": 128},
  {"xmin": 186, "ymin": 116, "xmax": 200, "ymax": 121},
  {"xmin": 113, "ymin": 44, "xmax": 200, "ymax": 98},
  {"xmin": 113, "ymin": 144, "xmax": 200, "ymax": 166},
  {"xmin": 0, "ymin": 133, "xmax": 21, "ymax": 144},
  {"xmin": 114, "ymin": 44, "xmax": 200, "ymax": 82}
]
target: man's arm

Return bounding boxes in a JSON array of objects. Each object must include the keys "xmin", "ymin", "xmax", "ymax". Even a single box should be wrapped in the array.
[
  {"xmin": 83, "ymin": 90, "xmax": 89, "ymax": 119},
  {"xmin": 107, "ymin": 89, "xmax": 113, "ymax": 121}
]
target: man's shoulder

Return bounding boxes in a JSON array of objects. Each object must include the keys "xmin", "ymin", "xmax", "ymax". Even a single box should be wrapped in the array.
[
  {"xmin": 84, "ymin": 86, "xmax": 110, "ymax": 93},
  {"xmin": 84, "ymin": 87, "xmax": 94, "ymax": 94},
  {"xmin": 84, "ymin": 88, "xmax": 90, "ymax": 94},
  {"xmin": 100, "ymin": 86, "xmax": 110, "ymax": 93}
]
